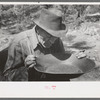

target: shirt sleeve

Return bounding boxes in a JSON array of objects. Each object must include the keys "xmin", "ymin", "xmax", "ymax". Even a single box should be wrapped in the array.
[{"xmin": 3, "ymin": 42, "xmax": 24, "ymax": 74}]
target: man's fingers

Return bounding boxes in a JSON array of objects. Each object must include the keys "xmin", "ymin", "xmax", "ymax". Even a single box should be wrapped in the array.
[
  {"xmin": 26, "ymin": 60, "xmax": 36, "ymax": 65},
  {"xmin": 26, "ymin": 60, "xmax": 34, "ymax": 65},
  {"xmin": 25, "ymin": 55, "xmax": 36, "ymax": 67},
  {"xmin": 76, "ymin": 52, "xmax": 87, "ymax": 59},
  {"xmin": 26, "ymin": 57, "xmax": 35, "ymax": 61},
  {"xmin": 25, "ymin": 55, "xmax": 36, "ymax": 62},
  {"xmin": 28, "ymin": 64, "xmax": 35, "ymax": 68},
  {"xmin": 26, "ymin": 55, "xmax": 36, "ymax": 60}
]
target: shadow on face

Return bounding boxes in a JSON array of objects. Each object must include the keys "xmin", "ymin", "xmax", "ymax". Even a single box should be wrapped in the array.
[{"xmin": 35, "ymin": 25, "xmax": 54, "ymax": 40}]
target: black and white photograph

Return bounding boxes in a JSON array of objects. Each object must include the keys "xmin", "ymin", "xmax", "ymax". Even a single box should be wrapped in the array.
[{"xmin": 0, "ymin": 3, "xmax": 100, "ymax": 82}]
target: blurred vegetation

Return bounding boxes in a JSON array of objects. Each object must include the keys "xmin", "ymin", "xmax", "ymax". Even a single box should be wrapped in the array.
[{"xmin": 1, "ymin": 4, "xmax": 100, "ymax": 34}]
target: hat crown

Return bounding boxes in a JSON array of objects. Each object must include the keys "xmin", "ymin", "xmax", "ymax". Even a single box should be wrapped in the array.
[
  {"xmin": 38, "ymin": 8, "xmax": 64, "ymax": 31},
  {"xmin": 47, "ymin": 8, "xmax": 63, "ymax": 16}
]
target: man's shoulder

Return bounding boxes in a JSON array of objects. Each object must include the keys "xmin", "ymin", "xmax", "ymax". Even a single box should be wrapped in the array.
[{"xmin": 13, "ymin": 28, "xmax": 35, "ymax": 43}]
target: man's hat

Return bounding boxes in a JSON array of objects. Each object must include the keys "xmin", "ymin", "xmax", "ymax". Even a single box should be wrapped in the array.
[{"xmin": 34, "ymin": 8, "xmax": 68, "ymax": 37}]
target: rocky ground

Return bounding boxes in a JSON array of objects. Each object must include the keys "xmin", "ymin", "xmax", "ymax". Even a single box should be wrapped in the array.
[{"xmin": 63, "ymin": 22, "xmax": 100, "ymax": 81}]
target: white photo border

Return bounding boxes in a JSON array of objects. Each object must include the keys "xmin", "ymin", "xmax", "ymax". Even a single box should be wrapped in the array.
[{"xmin": 0, "ymin": 2, "xmax": 100, "ymax": 98}]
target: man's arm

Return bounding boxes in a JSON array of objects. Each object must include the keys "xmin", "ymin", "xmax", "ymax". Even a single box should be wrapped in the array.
[{"xmin": 3, "ymin": 42, "xmax": 24, "ymax": 75}]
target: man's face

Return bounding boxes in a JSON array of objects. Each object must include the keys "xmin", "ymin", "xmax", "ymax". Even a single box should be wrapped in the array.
[{"xmin": 36, "ymin": 26, "xmax": 57, "ymax": 48}]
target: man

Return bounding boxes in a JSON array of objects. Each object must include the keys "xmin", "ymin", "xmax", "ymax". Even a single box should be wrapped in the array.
[
  {"xmin": 3, "ymin": 7, "xmax": 95, "ymax": 81},
  {"xmin": 3, "ymin": 7, "xmax": 68, "ymax": 81}
]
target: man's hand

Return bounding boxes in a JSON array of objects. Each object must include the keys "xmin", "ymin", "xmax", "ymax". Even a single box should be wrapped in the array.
[
  {"xmin": 76, "ymin": 50, "xmax": 87, "ymax": 59},
  {"xmin": 25, "ymin": 55, "xmax": 36, "ymax": 68}
]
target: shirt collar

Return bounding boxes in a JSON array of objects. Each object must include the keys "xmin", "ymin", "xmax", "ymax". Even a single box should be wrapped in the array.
[{"xmin": 26, "ymin": 26, "xmax": 39, "ymax": 50}]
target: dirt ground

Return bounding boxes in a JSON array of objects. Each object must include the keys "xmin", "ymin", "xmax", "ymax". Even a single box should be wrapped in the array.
[
  {"xmin": 63, "ymin": 22, "xmax": 100, "ymax": 81},
  {"xmin": 1, "ymin": 21, "xmax": 100, "ymax": 81}
]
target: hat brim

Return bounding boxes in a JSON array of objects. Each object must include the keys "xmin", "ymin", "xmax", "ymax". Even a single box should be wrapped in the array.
[{"xmin": 34, "ymin": 19, "xmax": 68, "ymax": 37}]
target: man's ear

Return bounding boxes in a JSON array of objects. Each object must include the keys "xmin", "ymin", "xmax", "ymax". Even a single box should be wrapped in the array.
[{"xmin": 35, "ymin": 25, "xmax": 42, "ymax": 34}]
